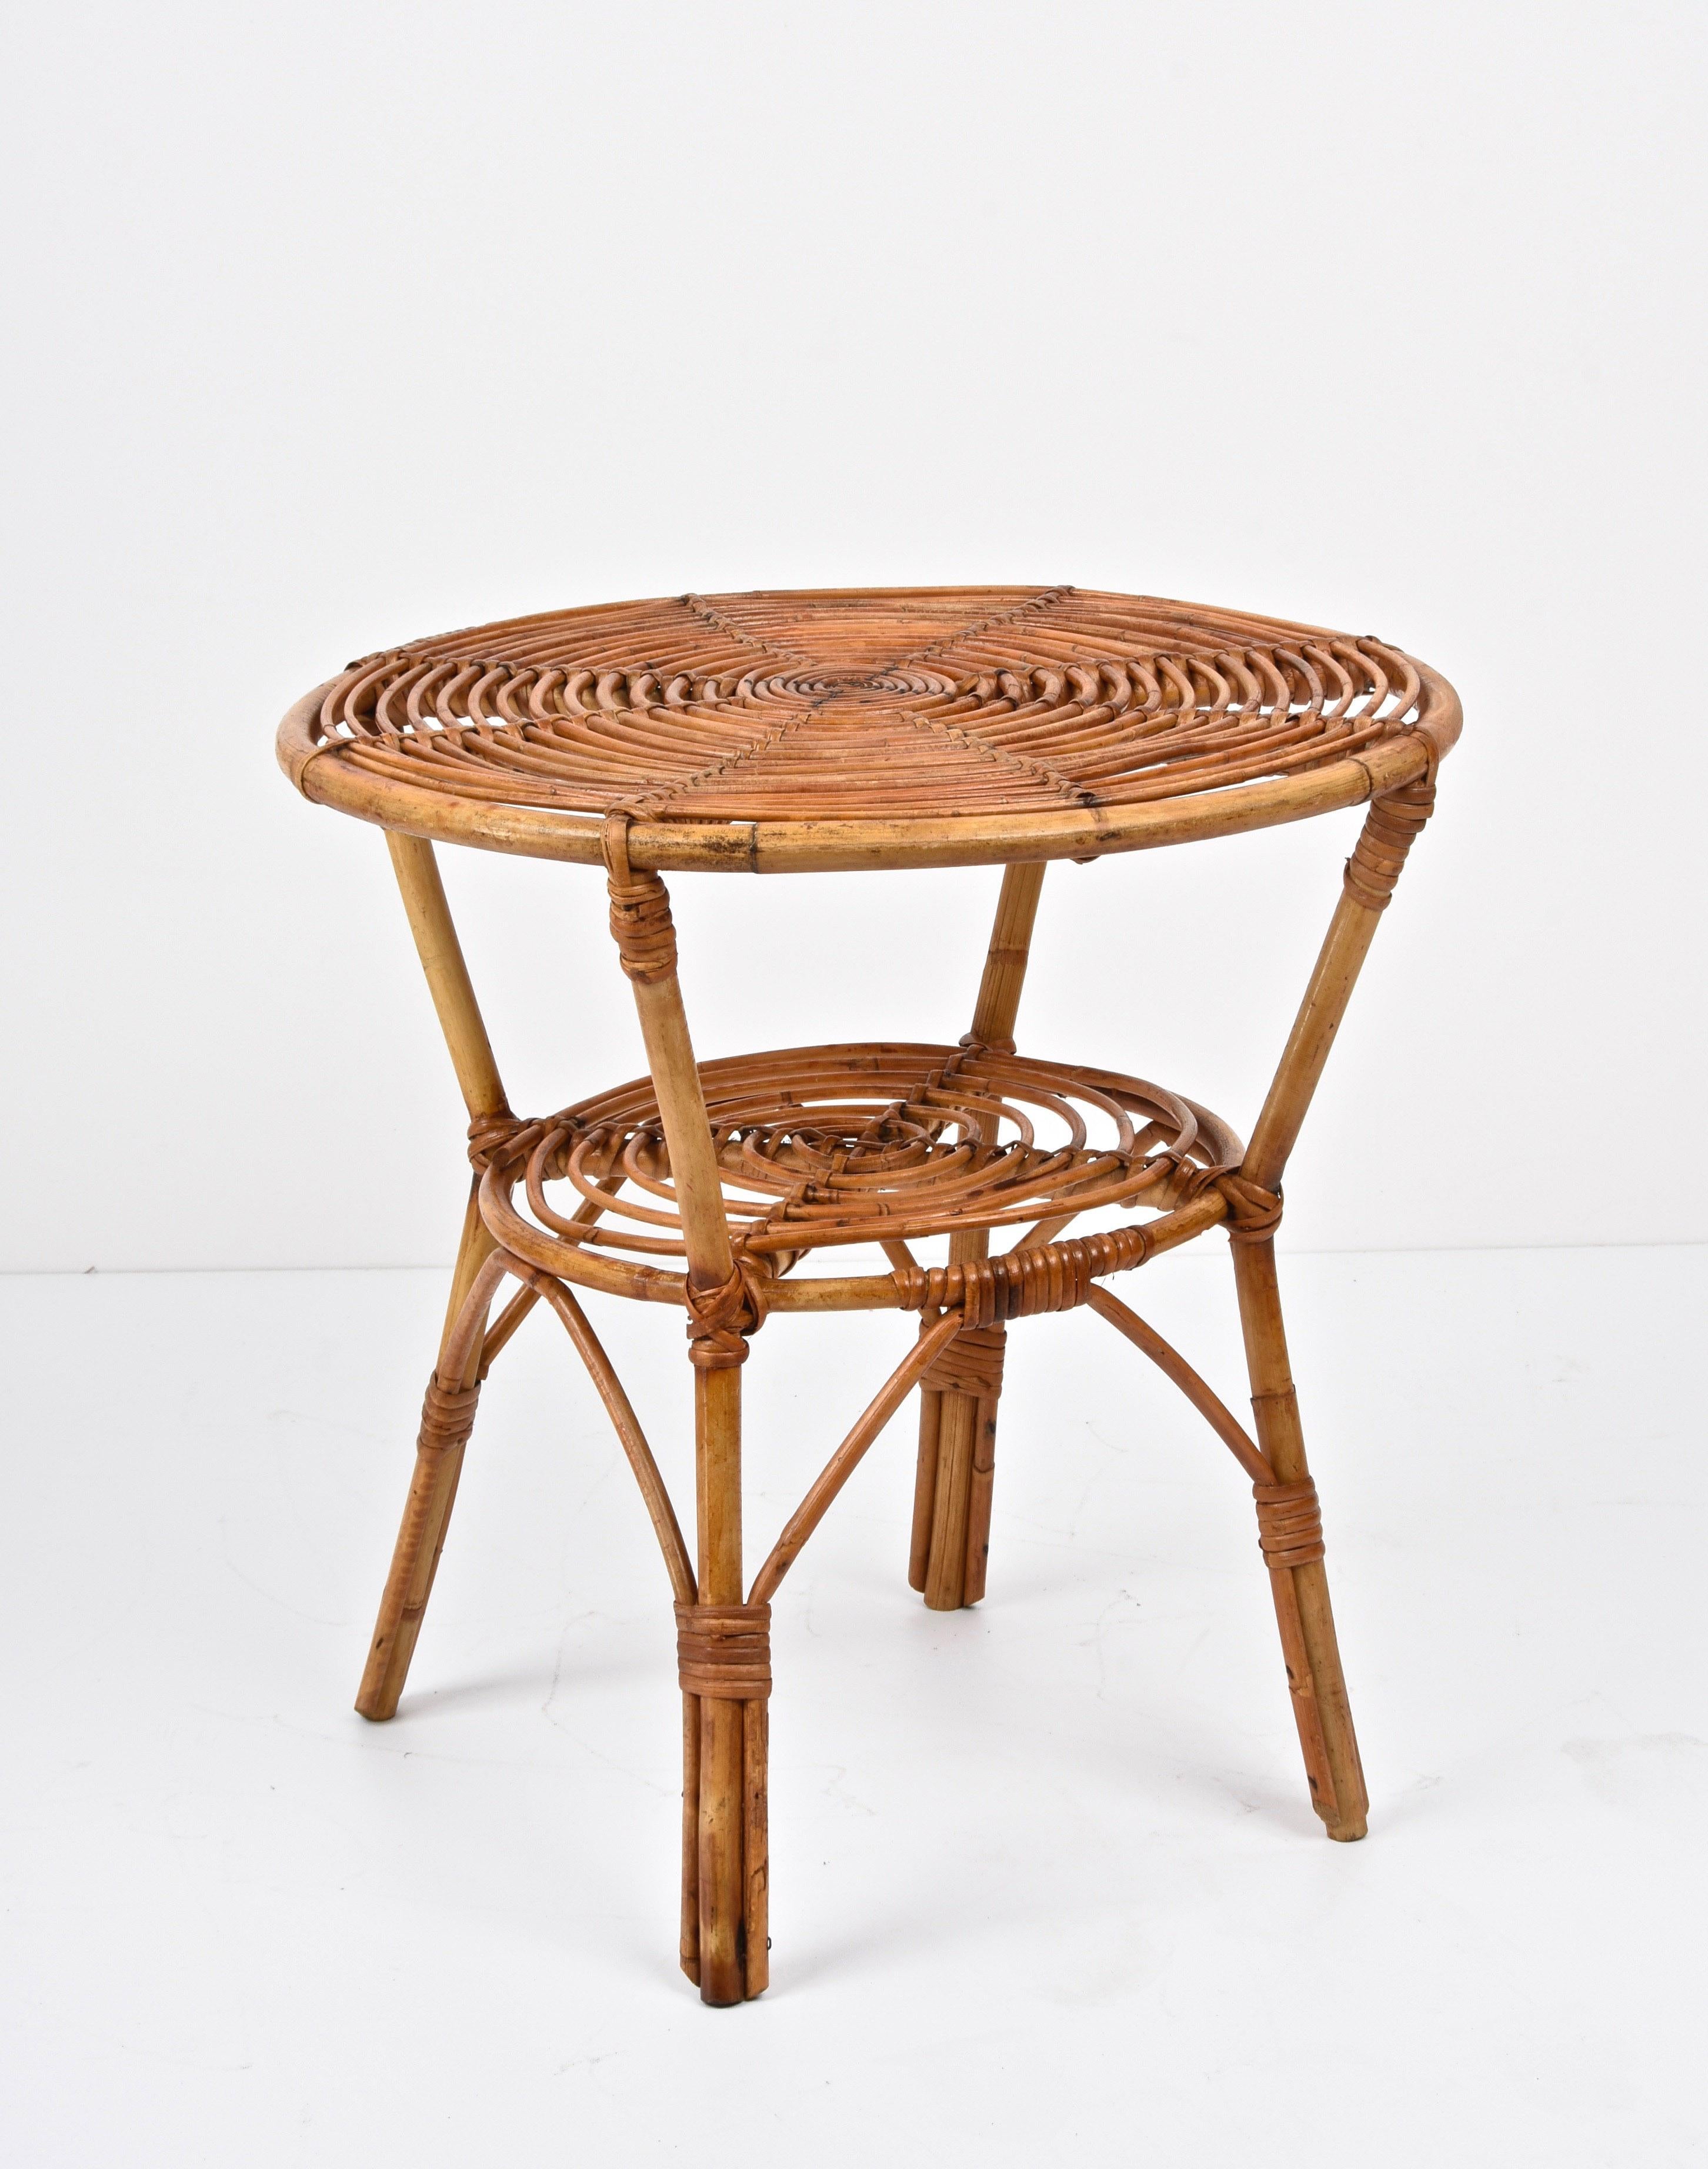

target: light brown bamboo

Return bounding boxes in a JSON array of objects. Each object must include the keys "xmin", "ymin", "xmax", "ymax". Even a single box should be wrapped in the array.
[
  {"xmin": 606, "ymin": 882, "xmax": 777, "ymax": 2000},
  {"xmin": 385, "ymin": 832, "xmax": 508, "ymax": 1120},
  {"xmin": 692, "ymin": 1364, "xmax": 750, "ymax": 2004},
  {"xmin": 969, "ymin": 861, "xmax": 1047, "ymax": 1045},
  {"xmin": 1233, "ymin": 1237, "xmax": 1367, "ymax": 1840},
  {"xmin": 477, "ymin": 1280, "xmax": 538, "ymax": 1373},
  {"xmin": 922, "ymin": 1232, "xmax": 986, "ymax": 1613},
  {"xmin": 355, "ymin": 1243, "xmax": 507, "ymax": 1720},
  {"xmin": 1242, "ymin": 886, "xmax": 1384, "ymax": 1192},
  {"xmin": 680, "ymin": 1691, "xmax": 701, "ymax": 1984},
  {"xmin": 742, "ymin": 1700, "xmax": 769, "ymax": 1996},
  {"xmin": 619, "ymin": 947, "xmax": 733, "ymax": 1288},
  {"xmin": 287, "ymin": 703, "xmax": 1450, "ymax": 876},
  {"xmin": 353, "ymin": 833, "xmax": 512, "ymax": 1721},
  {"xmin": 442, "ymin": 1179, "xmax": 499, "ymax": 1357},
  {"xmin": 697, "ymin": 1692, "xmax": 746, "ymax": 2005},
  {"xmin": 917, "ymin": 861, "xmax": 1047, "ymax": 1608},
  {"xmin": 694, "ymin": 1366, "xmax": 743, "ymax": 1604},
  {"xmin": 908, "ymin": 1385, "xmax": 943, "ymax": 1593},
  {"xmin": 961, "ymin": 1390, "xmax": 999, "ymax": 1604},
  {"xmin": 1208, "ymin": 797, "xmax": 1410, "ymax": 1838},
  {"xmin": 525, "ymin": 1269, "xmax": 695, "ymax": 1605},
  {"xmin": 751, "ymin": 1313, "xmax": 962, "ymax": 1603},
  {"xmin": 1086, "ymin": 1286, "xmax": 1269, "ymax": 1483}
]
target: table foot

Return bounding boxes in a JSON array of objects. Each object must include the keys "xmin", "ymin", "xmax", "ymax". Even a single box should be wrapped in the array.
[
  {"xmin": 355, "ymin": 1370, "xmax": 481, "ymax": 1721},
  {"xmin": 677, "ymin": 1606, "xmax": 770, "ymax": 2003}
]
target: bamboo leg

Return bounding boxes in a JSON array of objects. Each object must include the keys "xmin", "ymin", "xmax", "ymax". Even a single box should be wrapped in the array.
[
  {"xmin": 603, "ymin": 821, "xmax": 767, "ymax": 2003},
  {"xmin": 1240, "ymin": 779, "xmax": 1435, "ymax": 1194},
  {"xmin": 922, "ymin": 1234, "xmax": 984, "ymax": 1611},
  {"xmin": 680, "ymin": 1691, "xmax": 702, "ymax": 1984},
  {"xmin": 692, "ymin": 1362, "xmax": 756, "ymax": 2004},
  {"xmin": 355, "ymin": 1216, "xmax": 502, "ymax": 1719},
  {"xmin": 1219, "ymin": 781, "xmax": 1432, "ymax": 1832},
  {"xmin": 908, "ymin": 1384, "xmax": 943, "ymax": 1592},
  {"xmin": 962, "ymin": 1390, "xmax": 999, "ymax": 1604},
  {"xmin": 1233, "ymin": 1237, "xmax": 1367, "ymax": 1839},
  {"xmin": 742, "ymin": 1697, "xmax": 769, "ymax": 1996},
  {"xmin": 358, "ymin": 836, "xmax": 513, "ymax": 1721},
  {"xmin": 913, "ymin": 861, "xmax": 1046, "ymax": 1607},
  {"xmin": 384, "ymin": 833, "xmax": 509, "ymax": 1122},
  {"xmin": 967, "ymin": 861, "xmax": 1048, "ymax": 1045}
]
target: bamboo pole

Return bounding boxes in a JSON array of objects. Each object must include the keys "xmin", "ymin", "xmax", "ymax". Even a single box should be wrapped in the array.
[
  {"xmin": 355, "ymin": 1245, "xmax": 508, "ymax": 1720},
  {"xmin": 1241, "ymin": 890, "xmax": 1382, "ymax": 1193},
  {"xmin": 680, "ymin": 1691, "xmax": 702, "ymax": 1984},
  {"xmin": 525, "ymin": 1269, "xmax": 695, "ymax": 1604},
  {"xmin": 1086, "ymin": 1286, "xmax": 1269, "ymax": 1482},
  {"xmin": 908, "ymin": 1382, "xmax": 943, "ymax": 1593},
  {"xmin": 629, "ymin": 972, "xmax": 735, "ymax": 1286},
  {"xmin": 385, "ymin": 832, "xmax": 508, "ymax": 1122},
  {"xmin": 356, "ymin": 836, "xmax": 512, "ymax": 1721},
  {"xmin": 969, "ymin": 862, "xmax": 1047, "ymax": 1047},
  {"xmin": 742, "ymin": 1697, "xmax": 769, "ymax": 1997},
  {"xmin": 694, "ymin": 1362, "xmax": 748, "ymax": 2003},
  {"xmin": 1233, "ymin": 1237, "xmax": 1367, "ymax": 1840},
  {"xmin": 916, "ymin": 862, "xmax": 1046, "ymax": 1609},
  {"xmin": 1220, "ymin": 826, "xmax": 1420, "ymax": 1839},
  {"xmin": 960, "ymin": 1388, "xmax": 1000, "ymax": 1605},
  {"xmin": 603, "ymin": 833, "xmax": 762, "ymax": 2002},
  {"xmin": 752, "ymin": 1314, "xmax": 962, "ymax": 1603},
  {"xmin": 922, "ymin": 1329, "xmax": 980, "ymax": 1610}
]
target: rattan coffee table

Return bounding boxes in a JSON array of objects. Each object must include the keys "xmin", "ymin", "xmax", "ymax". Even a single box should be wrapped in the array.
[{"xmin": 278, "ymin": 586, "xmax": 1458, "ymax": 2004}]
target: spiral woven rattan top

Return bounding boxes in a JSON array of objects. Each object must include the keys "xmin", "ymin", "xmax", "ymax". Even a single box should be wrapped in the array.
[{"xmin": 279, "ymin": 587, "xmax": 1460, "ymax": 873}]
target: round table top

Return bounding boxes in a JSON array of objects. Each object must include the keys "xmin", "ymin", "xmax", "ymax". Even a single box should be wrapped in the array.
[{"xmin": 278, "ymin": 586, "xmax": 1459, "ymax": 874}]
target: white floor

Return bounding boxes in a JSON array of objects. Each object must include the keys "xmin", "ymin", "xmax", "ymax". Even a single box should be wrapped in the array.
[{"xmin": 2, "ymin": 1246, "xmax": 1704, "ymax": 2167}]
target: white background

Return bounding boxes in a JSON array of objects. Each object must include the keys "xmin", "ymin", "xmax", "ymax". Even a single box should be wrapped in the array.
[
  {"xmin": 4, "ymin": 6, "xmax": 1707, "ymax": 2167},
  {"xmin": 4, "ymin": 0, "xmax": 1703, "ymax": 1272}
]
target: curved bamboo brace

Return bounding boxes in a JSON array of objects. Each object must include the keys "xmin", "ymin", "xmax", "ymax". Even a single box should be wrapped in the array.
[
  {"xmin": 749, "ymin": 1310, "xmax": 963, "ymax": 1603},
  {"xmin": 512, "ymin": 1261, "xmax": 697, "ymax": 1606},
  {"xmin": 479, "ymin": 1282, "xmax": 539, "ymax": 1373},
  {"xmin": 439, "ymin": 1247, "xmax": 513, "ymax": 1382},
  {"xmin": 1086, "ymin": 1285, "xmax": 1269, "ymax": 1481},
  {"xmin": 1089, "ymin": 1279, "xmax": 1360, "ymax": 1834}
]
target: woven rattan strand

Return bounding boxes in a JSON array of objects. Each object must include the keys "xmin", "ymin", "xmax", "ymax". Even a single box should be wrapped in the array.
[
  {"xmin": 278, "ymin": 586, "xmax": 1460, "ymax": 871},
  {"xmin": 278, "ymin": 582, "xmax": 1460, "ymax": 2006}
]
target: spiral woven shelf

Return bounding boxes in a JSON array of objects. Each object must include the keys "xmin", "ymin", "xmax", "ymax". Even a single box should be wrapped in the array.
[
  {"xmin": 278, "ymin": 586, "xmax": 1457, "ymax": 871},
  {"xmin": 472, "ymin": 1041, "xmax": 1246, "ymax": 1311}
]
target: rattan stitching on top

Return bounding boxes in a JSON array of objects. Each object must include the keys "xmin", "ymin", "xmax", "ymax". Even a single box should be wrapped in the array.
[{"xmin": 294, "ymin": 585, "xmax": 1439, "ymax": 832}]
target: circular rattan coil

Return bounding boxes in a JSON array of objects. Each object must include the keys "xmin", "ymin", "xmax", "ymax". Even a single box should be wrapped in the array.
[
  {"xmin": 279, "ymin": 587, "xmax": 1460, "ymax": 872},
  {"xmin": 473, "ymin": 1041, "xmax": 1243, "ymax": 1308}
]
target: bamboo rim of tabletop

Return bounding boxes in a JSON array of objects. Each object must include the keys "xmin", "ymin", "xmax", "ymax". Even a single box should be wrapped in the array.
[{"xmin": 276, "ymin": 587, "xmax": 1460, "ymax": 873}]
